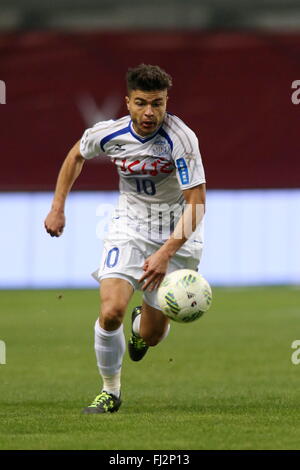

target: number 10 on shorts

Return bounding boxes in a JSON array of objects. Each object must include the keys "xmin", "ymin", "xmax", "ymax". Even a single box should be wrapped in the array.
[{"xmin": 106, "ymin": 247, "xmax": 120, "ymax": 268}]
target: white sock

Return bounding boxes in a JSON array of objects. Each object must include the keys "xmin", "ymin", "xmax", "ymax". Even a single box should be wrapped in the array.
[
  {"xmin": 132, "ymin": 314, "xmax": 141, "ymax": 336},
  {"xmin": 101, "ymin": 370, "xmax": 121, "ymax": 398},
  {"xmin": 132, "ymin": 313, "xmax": 171, "ymax": 342},
  {"xmin": 94, "ymin": 320, "xmax": 125, "ymax": 397}
]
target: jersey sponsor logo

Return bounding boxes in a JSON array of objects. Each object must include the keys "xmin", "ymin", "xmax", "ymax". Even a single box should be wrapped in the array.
[{"xmin": 113, "ymin": 157, "xmax": 174, "ymax": 176}]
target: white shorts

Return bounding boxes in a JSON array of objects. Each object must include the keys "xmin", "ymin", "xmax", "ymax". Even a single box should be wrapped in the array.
[{"xmin": 92, "ymin": 231, "xmax": 203, "ymax": 310}]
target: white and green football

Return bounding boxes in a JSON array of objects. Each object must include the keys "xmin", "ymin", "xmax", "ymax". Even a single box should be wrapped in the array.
[{"xmin": 157, "ymin": 269, "xmax": 212, "ymax": 323}]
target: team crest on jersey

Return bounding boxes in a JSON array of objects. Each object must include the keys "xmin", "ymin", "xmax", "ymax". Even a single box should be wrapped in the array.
[{"xmin": 152, "ymin": 138, "xmax": 171, "ymax": 158}]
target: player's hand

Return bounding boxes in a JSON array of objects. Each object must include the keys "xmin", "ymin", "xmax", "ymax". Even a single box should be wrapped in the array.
[
  {"xmin": 138, "ymin": 250, "xmax": 170, "ymax": 292},
  {"xmin": 44, "ymin": 209, "xmax": 65, "ymax": 237}
]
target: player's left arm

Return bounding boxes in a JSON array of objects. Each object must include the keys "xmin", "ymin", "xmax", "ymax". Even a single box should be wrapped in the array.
[{"xmin": 139, "ymin": 183, "xmax": 206, "ymax": 291}]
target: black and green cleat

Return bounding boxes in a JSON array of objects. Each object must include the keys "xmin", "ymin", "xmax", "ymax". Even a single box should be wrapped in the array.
[
  {"xmin": 82, "ymin": 391, "xmax": 122, "ymax": 414},
  {"xmin": 128, "ymin": 306, "xmax": 149, "ymax": 362}
]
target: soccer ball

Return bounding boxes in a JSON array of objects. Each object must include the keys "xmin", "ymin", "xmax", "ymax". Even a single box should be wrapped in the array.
[{"xmin": 157, "ymin": 269, "xmax": 212, "ymax": 323}]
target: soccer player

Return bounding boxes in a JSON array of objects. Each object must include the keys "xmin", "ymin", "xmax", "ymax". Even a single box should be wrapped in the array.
[{"xmin": 44, "ymin": 64, "xmax": 206, "ymax": 414}]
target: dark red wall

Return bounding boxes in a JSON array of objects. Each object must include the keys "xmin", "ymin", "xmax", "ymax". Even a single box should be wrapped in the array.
[{"xmin": 0, "ymin": 31, "xmax": 299, "ymax": 190}]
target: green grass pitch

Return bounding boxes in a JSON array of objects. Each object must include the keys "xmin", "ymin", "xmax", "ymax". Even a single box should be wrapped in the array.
[{"xmin": 0, "ymin": 286, "xmax": 299, "ymax": 450}]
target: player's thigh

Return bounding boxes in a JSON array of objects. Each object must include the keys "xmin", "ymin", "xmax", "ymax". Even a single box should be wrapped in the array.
[
  {"xmin": 140, "ymin": 300, "xmax": 169, "ymax": 346},
  {"xmin": 99, "ymin": 277, "xmax": 134, "ymax": 328}
]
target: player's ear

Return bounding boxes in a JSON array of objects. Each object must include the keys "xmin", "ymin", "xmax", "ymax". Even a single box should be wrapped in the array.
[{"xmin": 125, "ymin": 96, "xmax": 130, "ymax": 111}]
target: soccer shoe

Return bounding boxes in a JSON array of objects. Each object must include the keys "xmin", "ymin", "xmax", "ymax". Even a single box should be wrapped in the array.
[
  {"xmin": 128, "ymin": 306, "xmax": 149, "ymax": 362},
  {"xmin": 82, "ymin": 391, "xmax": 122, "ymax": 414}
]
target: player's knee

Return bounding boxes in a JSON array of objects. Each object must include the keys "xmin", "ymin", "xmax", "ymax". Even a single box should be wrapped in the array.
[
  {"xmin": 100, "ymin": 312, "xmax": 123, "ymax": 330},
  {"xmin": 100, "ymin": 304, "xmax": 125, "ymax": 330}
]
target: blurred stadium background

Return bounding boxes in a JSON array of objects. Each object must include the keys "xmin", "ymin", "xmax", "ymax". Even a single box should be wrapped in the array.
[{"xmin": 0, "ymin": 0, "xmax": 300, "ymax": 288}]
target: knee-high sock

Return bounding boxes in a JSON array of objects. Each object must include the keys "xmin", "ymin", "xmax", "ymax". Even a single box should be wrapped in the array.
[{"xmin": 94, "ymin": 319, "xmax": 126, "ymax": 397}]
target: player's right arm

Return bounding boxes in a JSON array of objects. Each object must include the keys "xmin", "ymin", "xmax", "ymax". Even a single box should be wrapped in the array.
[{"xmin": 44, "ymin": 140, "xmax": 85, "ymax": 237}]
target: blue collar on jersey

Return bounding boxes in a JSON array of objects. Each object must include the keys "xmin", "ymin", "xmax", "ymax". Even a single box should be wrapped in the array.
[
  {"xmin": 129, "ymin": 120, "xmax": 161, "ymax": 143},
  {"xmin": 129, "ymin": 120, "xmax": 173, "ymax": 151},
  {"xmin": 100, "ymin": 118, "xmax": 173, "ymax": 152}
]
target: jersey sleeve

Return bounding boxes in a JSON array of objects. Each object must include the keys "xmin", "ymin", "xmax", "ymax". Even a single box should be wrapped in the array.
[
  {"xmin": 172, "ymin": 127, "xmax": 206, "ymax": 190},
  {"xmin": 79, "ymin": 120, "xmax": 115, "ymax": 160}
]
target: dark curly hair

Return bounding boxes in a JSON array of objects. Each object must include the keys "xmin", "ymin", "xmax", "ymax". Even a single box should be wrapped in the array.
[{"xmin": 126, "ymin": 64, "xmax": 172, "ymax": 93}]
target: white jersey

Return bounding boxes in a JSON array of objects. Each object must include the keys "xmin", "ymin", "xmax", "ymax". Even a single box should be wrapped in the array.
[{"xmin": 80, "ymin": 113, "xmax": 206, "ymax": 243}]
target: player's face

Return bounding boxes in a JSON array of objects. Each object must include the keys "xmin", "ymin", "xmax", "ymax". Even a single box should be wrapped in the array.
[{"xmin": 126, "ymin": 89, "xmax": 168, "ymax": 137}]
